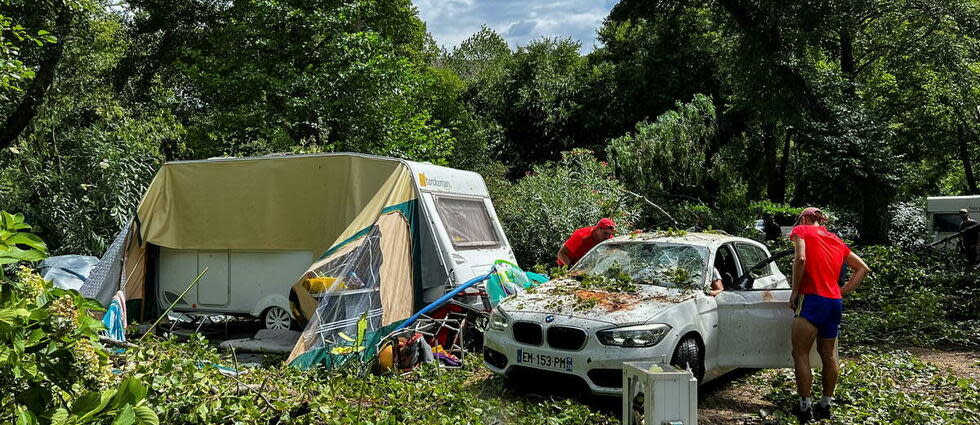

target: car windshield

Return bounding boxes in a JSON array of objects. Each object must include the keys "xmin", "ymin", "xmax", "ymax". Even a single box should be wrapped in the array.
[{"xmin": 571, "ymin": 242, "xmax": 709, "ymax": 288}]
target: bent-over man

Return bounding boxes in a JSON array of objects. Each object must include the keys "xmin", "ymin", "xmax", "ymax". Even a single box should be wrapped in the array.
[{"xmin": 556, "ymin": 218, "xmax": 616, "ymax": 267}]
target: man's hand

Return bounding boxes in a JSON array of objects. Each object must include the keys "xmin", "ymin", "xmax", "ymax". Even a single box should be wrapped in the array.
[{"xmin": 789, "ymin": 292, "xmax": 799, "ymax": 311}]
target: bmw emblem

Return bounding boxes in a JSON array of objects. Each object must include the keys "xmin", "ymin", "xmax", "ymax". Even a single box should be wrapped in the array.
[{"xmin": 545, "ymin": 315, "xmax": 555, "ymax": 323}]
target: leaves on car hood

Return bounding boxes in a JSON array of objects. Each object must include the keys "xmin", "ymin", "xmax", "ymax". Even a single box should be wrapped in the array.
[{"xmin": 502, "ymin": 278, "xmax": 695, "ymax": 323}]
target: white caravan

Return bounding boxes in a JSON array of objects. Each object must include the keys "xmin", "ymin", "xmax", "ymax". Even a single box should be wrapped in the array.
[
  {"xmin": 143, "ymin": 154, "xmax": 517, "ymax": 329},
  {"xmin": 927, "ymin": 195, "xmax": 980, "ymax": 248}
]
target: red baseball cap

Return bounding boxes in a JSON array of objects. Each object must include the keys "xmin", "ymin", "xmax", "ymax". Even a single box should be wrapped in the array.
[
  {"xmin": 795, "ymin": 207, "xmax": 827, "ymax": 225},
  {"xmin": 596, "ymin": 218, "xmax": 616, "ymax": 229}
]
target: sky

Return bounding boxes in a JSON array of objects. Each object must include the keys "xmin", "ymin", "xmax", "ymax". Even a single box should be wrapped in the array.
[{"xmin": 412, "ymin": 0, "xmax": 619, "ymax": 54}]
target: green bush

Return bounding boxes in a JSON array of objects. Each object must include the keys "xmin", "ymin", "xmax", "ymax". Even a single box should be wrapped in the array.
[
  {"xmin": 487, "ymin": 149, "xmax": 640, "ymax": 266},
  {"xmin": 0, "ymin": 212, "xmax": 158, "ymax": 424},
  {"xmin": 843, "ymin": 245, "xmax": 979, "ymax": 347}
]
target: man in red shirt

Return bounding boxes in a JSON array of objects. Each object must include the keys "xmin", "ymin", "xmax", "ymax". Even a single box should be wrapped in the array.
[
  {"xmin": 789, "ymin": 208, "xmax": 870, "ymax": 423},
  {"xmin": 556, "ymin": 218, "xmax": 616, "ymax": 267}
]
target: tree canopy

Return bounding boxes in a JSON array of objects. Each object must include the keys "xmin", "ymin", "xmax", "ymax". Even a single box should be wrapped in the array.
[{"xmin": 3, "ymin": 0, "xmax": 980, "ymax": 252}]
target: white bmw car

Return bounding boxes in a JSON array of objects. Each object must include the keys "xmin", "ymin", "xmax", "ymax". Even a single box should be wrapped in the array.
[{"xmin": 483, "ymin": 232, "xmax": 821, "ymax": 395}]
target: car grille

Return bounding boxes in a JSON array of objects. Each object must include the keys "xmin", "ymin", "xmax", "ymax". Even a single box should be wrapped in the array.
[
  {"xmin": 587, "ymin": 368, "xmax": 623, "ymax": 388},
  {"xmin": 512, "ymin": 322, "xmax": 543, "ymax": 346},
  {"xmin": 483, "ymin": 347, "xmax": 508, "ymax": 369},
  {"xmin": 547, "ymin": 326, "xmax": 588, "ymax": 350}
]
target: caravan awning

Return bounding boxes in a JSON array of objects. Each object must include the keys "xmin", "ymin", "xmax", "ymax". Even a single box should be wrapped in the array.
[{"xmin": 136, "ymin": 154, "xmax": 416, "ymax": 254}]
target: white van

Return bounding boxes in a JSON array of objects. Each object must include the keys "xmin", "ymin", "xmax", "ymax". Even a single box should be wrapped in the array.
[
  {"xmin": 141, "ymin": 154, "xmax": 517, "ymax": 329},
  {"xmin": 927, "ymin": 195, "xmax": 980, "ymax": 248}
]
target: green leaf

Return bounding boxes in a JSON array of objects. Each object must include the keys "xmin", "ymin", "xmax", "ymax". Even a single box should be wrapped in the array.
[
  {"xmin": 0, "ymin": 308, "xmax": 30, "ymax": 326},
  {"xmin": 15, "ymin": 409, "xmax": 38, "ymax": 425},
  {"xmin": 4, "ymin": 233, "xmax": 47, "ymax": 252},
  {"xmin": 49, "ymin": 408, "xmax": 69, "ymax": 425},
  {"xmin": 0, "ymin": 246, "xmax": 46, "ymax": 262},
  {"xmin": 112, "ymin": 405, "xmax": 136, "ymax": 425},
  {"xmin": 133, "ymin": 405, "xmax": 159, "ymax": 425},
  {"xmin": 112, "ymin": 377, "xmax": 147, "ymax": 409},
  {"xmin": 71, "ymin": 391, "xmax": 102, "ymax": 416}
]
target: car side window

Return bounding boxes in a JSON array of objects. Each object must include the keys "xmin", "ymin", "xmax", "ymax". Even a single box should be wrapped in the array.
[
  {"xmin": 735, "ymin": 243, "xmax": 773, "ymax": 278},
  {"xmin": 713, "ymin": 245, "xmax": 740, "ymax": 290}
]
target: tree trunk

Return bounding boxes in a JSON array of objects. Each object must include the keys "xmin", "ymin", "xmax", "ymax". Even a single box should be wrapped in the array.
[
  {"xmin": 757, "ymin": 122, "xmax": 778, "ymax": 201},
  {"xmin": 958, "ymin": 125, "xmax": 978, "ymax": 194},
  {"xmin": 858, "ymin": 177, "xmax": 891, "ymax": 244},
  {"xmin": 839, "ymin": 27, "xmax": 857, "ymax": 99},
  {"xmin": 0, "ymin": 9, "xmax": 70, "ymax": 150},
  {"xmin": 768, "ymin": 129, "xmax": 792, "ymax": 203}
]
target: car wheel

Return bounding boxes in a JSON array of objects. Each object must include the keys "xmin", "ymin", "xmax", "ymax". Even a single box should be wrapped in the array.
[
  {"xmin": 671, "ymin": 337, "xmax": 705, "ymax": 382},
  {"xmin": 262, "ymin": 306, "xmax": 293, "ymax": 330}
]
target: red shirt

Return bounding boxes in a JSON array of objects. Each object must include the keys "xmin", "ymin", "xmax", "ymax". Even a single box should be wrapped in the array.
[
  {"xmin": 789, "ymin": 225, "xmax": 850, "ymax": 299},
  {"xmin": 557, "ymin": 226, "xmax": 605, "ymax": 266}
]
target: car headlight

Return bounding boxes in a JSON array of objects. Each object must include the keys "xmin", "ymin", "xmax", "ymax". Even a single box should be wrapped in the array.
[
  {"xmin": 488, "ymin": 308, "xmax": 509, "ymax": 331},
  {"xmin": 596, "ymin": 323, "xmax": 671, "ymax": 347}
]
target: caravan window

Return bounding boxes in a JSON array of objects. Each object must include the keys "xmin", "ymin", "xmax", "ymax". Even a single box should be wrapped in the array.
[
  {"xmin": 434, "ymin": 197, "xmax": 500, "ymax": 249},
  {"xmin": 933, "ymin": 213, "xmax": 963, "ymax": 232}
]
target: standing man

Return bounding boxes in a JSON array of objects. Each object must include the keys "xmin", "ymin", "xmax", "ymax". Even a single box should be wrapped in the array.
[
  {"xmin": 788, "ymin": 208, "xmax": 870, "ymax": 423},
  {"xmin": 556, "ymin": 218, "xmax": 616, "ymax": 267},
  {"xmin": 958, "ymin": 209, "xmax": 978, "ymax": 266}
]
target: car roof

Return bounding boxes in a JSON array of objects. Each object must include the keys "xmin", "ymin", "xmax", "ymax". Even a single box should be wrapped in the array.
[{"xmin": 604, "ymin": 231, "xmax": 760, "ymax": 249}]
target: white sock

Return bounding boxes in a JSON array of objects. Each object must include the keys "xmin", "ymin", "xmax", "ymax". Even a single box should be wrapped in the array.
[
  {"xmin": 819, "ymin": 396, "xmax": 833, "ymax": 407},
  {"xmin": 800, "ymin": 397, "xmax": 812, "ymax": 410}
]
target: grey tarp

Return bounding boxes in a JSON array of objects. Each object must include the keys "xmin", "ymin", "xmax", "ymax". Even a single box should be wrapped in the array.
[{"xmin": 81, "ymin": 221, "xmax": 130, "ymax": 306}]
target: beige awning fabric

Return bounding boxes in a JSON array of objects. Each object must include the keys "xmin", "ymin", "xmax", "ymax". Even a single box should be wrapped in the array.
[{"xmin": 135, "ymin": 154, "xmax": 416, "ymax": 254}]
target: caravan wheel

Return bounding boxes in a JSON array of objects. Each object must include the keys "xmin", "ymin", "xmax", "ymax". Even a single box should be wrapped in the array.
[{"xmin": 263, "ymin": 306, "xmax": 293, "ymax": 330}]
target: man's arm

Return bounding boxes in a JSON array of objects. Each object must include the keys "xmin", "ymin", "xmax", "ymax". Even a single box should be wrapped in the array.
[
  {"xmin": 708, "ymin": 279, "xmax": 724, "ymax": 296},
  {"xmin": 840, "ymin": 251, "xmax": 870, "ymax": 296},
  {"xmin": 557, "ymin": 245, "xmax": 572, "ymax": 266},
  {"xmin": 790, "ymin": 235, "xmax": 806, "ymax": 309}
]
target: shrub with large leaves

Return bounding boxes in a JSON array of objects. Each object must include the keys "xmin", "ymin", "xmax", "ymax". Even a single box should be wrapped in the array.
[{"xmin": 0, "ymin": 212, "xmax": 158, "ymax": 425}]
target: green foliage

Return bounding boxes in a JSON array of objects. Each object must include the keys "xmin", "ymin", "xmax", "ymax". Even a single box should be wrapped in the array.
[
  {"xmin": 0, "ymin": 13, "xmax": 54, "ymax": 97},
  {"xmin": 577, "ymin": 263, "xmax": 638, "ymax": 294},
  {"xmin": 489, "ymin": 149, "xmax": 639, "ymax": 266},
  {"xmin": 1, "ymin": 211, "xmax": 48, "ymax": 274},
  {"xmin": 0, "ymin": 234, "xmax": 157, "ymax": 424},
  {"xmin": 118, "ymin": 0, "xmax": 462, "ymax": 163},
  {"xmin": 125, "ymin": 334, "xmax": 617, "ymax": 425},
  {"xmin": 607, "ymin": 94, "xmax": 717, "ymax": 199},
  {"xmin": 748, "ymin": 201, "xmax": 803, "ymax": 220},
  {"xmin": 764, "ymin": 351, "xmax": 979, "ymax": 424},
  {"xmin": 843, "ymin": 246, "xmax": 979, "ymax": 347}
]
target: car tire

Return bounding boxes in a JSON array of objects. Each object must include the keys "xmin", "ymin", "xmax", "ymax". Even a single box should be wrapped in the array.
[
  {"xmin": 671, "ymin": 337, "xmax": 705, "ymax": 383},
  {"xmin": 262, "ymin": 306, "xmax": 294, "ymax": 330}
]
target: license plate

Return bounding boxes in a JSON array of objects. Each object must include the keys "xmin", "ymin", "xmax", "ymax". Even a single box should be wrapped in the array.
[{"xmin": 516, "ymin": 348, "xmax": 574, "ymax": 372}]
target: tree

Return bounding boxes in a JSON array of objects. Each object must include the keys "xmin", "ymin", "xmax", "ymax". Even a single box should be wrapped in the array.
[{"xmin": 113, "ymin": 0, "xmax": 460, "ymax": 163}]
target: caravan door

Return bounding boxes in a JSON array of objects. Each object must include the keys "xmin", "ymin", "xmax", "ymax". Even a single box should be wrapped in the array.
[{"xmin": 423, "ymin": 194, "xmax": 515, "ymax": 283}]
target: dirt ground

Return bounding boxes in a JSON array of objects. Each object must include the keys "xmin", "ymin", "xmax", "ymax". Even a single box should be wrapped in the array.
[
  {"xmin": 698, "ymin": 369, "xmax": 782, "ymax": 425},
  {"xmin": 905, "ymin": 346, "xmax": 980, "ymax": 380}
]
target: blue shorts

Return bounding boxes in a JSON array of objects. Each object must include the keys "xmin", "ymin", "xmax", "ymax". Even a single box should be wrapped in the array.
[{"xmin": 795, "ymin": 294, "xmax": 842, "ymax": 339}]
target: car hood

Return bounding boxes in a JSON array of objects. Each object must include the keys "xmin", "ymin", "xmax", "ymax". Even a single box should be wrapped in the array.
[{"xmin": 498, "ymin": 278, "xmax": 695, "ymax": 325}]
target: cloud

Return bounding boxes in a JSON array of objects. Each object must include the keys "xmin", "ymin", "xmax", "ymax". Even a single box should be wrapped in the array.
[{"xmin": 412, "ymin": 0, "xmax": 618, "ymax": 54}]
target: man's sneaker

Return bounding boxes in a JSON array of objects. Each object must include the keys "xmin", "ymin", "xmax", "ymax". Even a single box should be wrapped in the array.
[
  {"xmin": 813, "ymin": 402, "xmax": 833, "ymax": 421},
  {"xmin": 793, "ymin": 405, "xmax": 814, "ymax": 424}
]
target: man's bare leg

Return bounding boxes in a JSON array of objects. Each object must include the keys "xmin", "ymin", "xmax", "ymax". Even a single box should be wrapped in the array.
[
  {"xmin": 792, "ymin": 317, "xmax": 818, "ymax": 397},
  {"xmin": 817, "ymin": 338, "xmax": 839, "ymax": 397}
]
